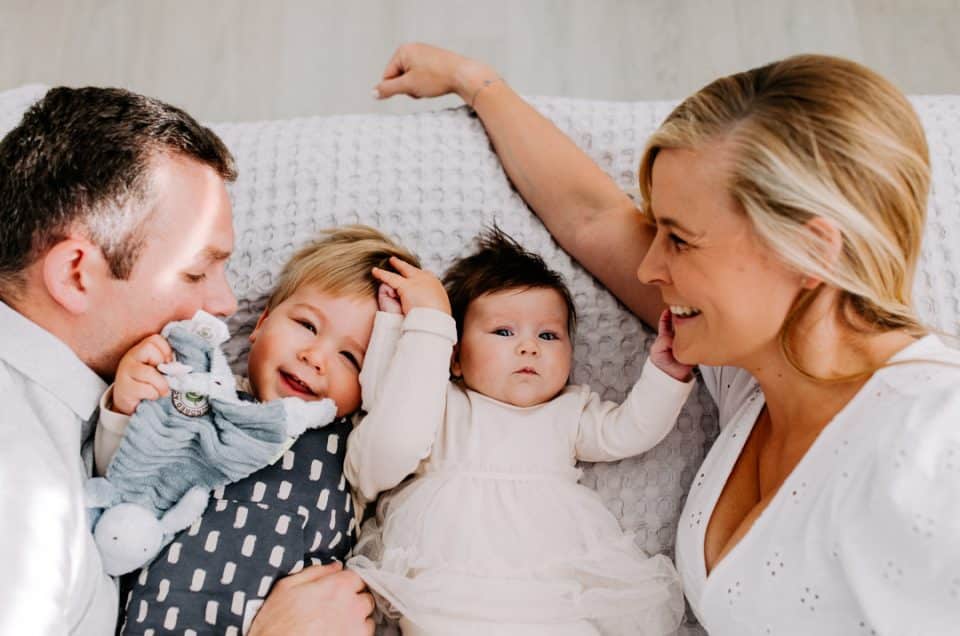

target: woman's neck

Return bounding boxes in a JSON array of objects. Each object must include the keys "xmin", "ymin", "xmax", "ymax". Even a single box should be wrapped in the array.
[{"xmin": 739, "ymin": 290, "xmax": 917, "ymax": 441}]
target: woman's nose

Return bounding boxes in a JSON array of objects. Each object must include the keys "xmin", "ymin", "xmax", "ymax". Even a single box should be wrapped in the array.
[{"xmin": 637, "ymin": 236, "xmax": 669, "ymax": 286}]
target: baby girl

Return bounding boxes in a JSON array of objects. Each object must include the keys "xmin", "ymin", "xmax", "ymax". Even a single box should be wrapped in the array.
[{"xmin": 346, "ymin": 229, "xmax": 694, "ymax": 635}]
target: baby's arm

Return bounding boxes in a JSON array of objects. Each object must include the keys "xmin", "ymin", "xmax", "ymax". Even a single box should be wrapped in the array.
[
  {"xmin": 344, "ymin": 259, "xmax": 456, "ymax": 506},
  {"xmin": 575, "ymin": 310, "xmax": 694, "ymax": 461},
  {"xmin": 93, "ymin": 334, "xmax": 172, "ymax": 475},
  {"xmin": 356, "ymin": 284, "xmax": 404, "ymax": 412}
]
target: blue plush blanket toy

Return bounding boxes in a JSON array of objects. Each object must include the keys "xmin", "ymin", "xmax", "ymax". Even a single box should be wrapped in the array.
[{"xmin": 85, "ymin": 310, "xmax": 338, "ymax": 575}]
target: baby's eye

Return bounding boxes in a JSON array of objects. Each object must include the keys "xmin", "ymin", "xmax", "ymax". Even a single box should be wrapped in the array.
[
  {"xmin": 183, "ymin": 272, "xmax": 207, "ymax": 283},
  {"xmin": 295, "ymin": 318, "xmax": 317, "ymax": 335},
  {"xmin": 492, "ymin": 328, "xmax": 513, "ymax": 337},
  {"xmin": 539, "ymin": 332, "xmax": 560, "ymax": 341},
  {"xmin": 340, "ymin": 351, "xmax": 360, "ymax": 371}
]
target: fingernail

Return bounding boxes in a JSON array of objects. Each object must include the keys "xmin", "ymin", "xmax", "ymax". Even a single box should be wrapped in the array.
[{"xmin": 371, "ymin": 88, "xmax": 381, "ymax": 99}]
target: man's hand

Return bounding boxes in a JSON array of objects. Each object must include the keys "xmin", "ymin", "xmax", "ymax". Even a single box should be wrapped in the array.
[
  {"xmin": 112, "ymin": 334, "xmax": 174, "ymax": 415},
  {"xmin": 372, "ymin": 257, "xmax": 451, "ymax": 316},
  {"xmin": 248, "ymin": 562, "xmax": 374, "ymax": 636},
  {"xmin": 649, "ymin": 309, "xmax": 694, "ymax": 382}
]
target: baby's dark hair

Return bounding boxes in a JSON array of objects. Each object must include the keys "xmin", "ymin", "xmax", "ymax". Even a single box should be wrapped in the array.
[{"xmin": 442, "ymin": 227, "xmax": 577, "ymax": 338}]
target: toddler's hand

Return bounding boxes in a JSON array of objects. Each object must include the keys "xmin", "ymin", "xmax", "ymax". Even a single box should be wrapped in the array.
[
  {"xmin": 650, "ymin": 309, "xmax": 694, "ymax": 382},
  {"xmin": 377, "ymin": 283, "xmax": 403, "ymax": 315},
  {"xmin": 112, "ymin": 334, "xmax": 174, "ymax": 415},
  {"xmin": 371, "ymin": 257, "xmax": 451, "ymax": 315}
]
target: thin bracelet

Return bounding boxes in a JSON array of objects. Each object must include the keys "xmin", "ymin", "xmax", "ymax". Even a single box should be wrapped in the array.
[{"xmin": 470, "ymin": 77, "xmax": 504, "ymax": 109}]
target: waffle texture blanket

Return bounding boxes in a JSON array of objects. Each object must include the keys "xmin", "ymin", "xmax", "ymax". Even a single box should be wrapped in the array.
[{"xmin": 2, "ymin": 85, "xmax": 958, "ymax": 634}]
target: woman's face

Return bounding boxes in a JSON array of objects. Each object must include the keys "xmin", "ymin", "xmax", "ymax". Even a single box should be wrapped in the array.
[{"xmin": 637, "ymin": 143, "xmax": 805, "ymax": 368}]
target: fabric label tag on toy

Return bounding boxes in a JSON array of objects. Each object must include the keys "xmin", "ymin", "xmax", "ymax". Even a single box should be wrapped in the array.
[{"xmin": 172, "ymin": 390, "xmax": 210, "ymax": 417}]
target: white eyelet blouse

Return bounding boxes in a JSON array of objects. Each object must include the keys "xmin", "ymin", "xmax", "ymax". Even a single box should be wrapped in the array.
[{"xmin": 675, "ymin": 335, "xmax": 960, "ymax": 636}]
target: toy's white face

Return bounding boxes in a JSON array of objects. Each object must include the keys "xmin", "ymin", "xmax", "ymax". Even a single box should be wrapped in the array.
[
  {"xmin": 246, "ymin": 286, "xmax": 377, "ymax": 416},
  {"xmin": 452, "ymin": 287, "xmax": 572, "ymax": 408}
]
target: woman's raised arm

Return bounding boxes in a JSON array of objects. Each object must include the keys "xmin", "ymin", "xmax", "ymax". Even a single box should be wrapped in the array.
[{"xmin": 375, "ymin": 43, "xmax": 664, "ymax": 329}]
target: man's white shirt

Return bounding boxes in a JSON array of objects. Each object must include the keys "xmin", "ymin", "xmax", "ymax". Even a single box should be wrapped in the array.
[{"xmin": 0, "ymin": 301, "xmax": 117, "ymax": 635}]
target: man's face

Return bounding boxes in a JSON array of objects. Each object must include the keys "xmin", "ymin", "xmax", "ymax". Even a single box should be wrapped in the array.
[{"xmin": 90, "ymin": 153, "xmax": 237, "ymax": 377}]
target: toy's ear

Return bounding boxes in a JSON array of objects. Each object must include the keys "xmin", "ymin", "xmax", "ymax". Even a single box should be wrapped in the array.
[{"xmin": 249, "ymin": 309, "xmax": 270, "ymax": 343}]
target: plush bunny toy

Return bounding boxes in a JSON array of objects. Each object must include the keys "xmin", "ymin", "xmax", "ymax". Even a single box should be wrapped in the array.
[{"xmin": 85, "ymin": 310, "xmax": 337, "ymax": 576}]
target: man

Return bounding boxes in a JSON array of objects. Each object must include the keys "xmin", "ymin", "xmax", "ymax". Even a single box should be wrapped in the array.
[{"xmin": 0, "ymin": 87, "xmax": 373, "ymax": 635}]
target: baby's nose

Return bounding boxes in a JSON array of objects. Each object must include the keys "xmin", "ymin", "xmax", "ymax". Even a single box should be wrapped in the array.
[{"xmin": 298, "ymin": 348, "xmax": 327, "ymax": 373}]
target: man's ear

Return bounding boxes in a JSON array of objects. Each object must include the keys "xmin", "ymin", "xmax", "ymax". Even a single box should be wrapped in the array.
[
  {"xmin": 450, "ymin": 343, "xmax": 462, "ymax": 378},
  {"xmin": 800, "ymin": 217, "xmax": 844, "ymax": 290},
  {"xmin": 249, "ymin": 308, "xmax": 270, "ymax": 343},
  {"xmin": 41, "ymin": 237, "xmax": 107, "ymax": 315}
]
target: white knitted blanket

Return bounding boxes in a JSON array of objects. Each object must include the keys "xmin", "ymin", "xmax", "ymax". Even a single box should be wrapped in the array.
[{"xmin": 2, "ymin": 86, "xmax": 958, "ymax": 634}]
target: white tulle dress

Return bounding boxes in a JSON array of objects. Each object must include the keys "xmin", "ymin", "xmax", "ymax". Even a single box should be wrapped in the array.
[{"xmin": 345, "ymin": 309, "xmax": 693, "ymax": 635}]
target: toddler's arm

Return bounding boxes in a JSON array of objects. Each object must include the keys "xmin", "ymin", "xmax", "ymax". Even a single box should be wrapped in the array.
[
  {"xmin": 575, "ymin": 310, "xmax": 694, "ymax": 461},
  {"xmin": 93, "ymin": 334, "xmax": 172, "ymax": 475},
  {"xmin": 344, "ymin": 259, "xmax": 456, "ymax": 506}
]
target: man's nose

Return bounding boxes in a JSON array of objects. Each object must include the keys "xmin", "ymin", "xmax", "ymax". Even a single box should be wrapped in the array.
[{"xmin": 207, "ymin": 274, "xmax": 238, "ymax": 318}]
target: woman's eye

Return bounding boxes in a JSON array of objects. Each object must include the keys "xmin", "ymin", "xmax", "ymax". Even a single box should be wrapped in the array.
[
  {"xmin": 340, "ymin": 351, "xmax": 360, "ymax": 371},
  {"xmin": 539, "ymin": 332, "xmax": 560, "ymax": 341},
  {"xmin": 295, "ymin": 319, "xmax": 317, "ymax": 334},
  {"xmin": 668, "ymin": 233, "xmax": 690, "ymax": 250},
  {"xmin": 493, "ymin": 328, "xmax": 513, "ymax": 337}
]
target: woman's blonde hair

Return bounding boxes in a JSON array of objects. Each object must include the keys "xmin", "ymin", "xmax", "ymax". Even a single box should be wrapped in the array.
[
  {"xmin": 266, "ymin": 224, "xmax": 420, "ymax": 310},
  {"xmin": 638, "ymin": 54, "xmax": 931, "ymax": 379}
]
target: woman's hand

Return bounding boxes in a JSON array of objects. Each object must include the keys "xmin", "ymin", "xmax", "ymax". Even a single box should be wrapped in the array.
[
  {"xmin": 650, "ymin": 309, "xmax": 694, "ymax": 382},
  {"xmin": 374, "ymin": 43, "xmax": 498, "ymax": 105},
  {"xmin": 371, "ymin": 257, "xmax": 451, "ymax": 316},
  {"xmin": 112, "ymin": 334, "xmax": 174, "ymax": 415}
]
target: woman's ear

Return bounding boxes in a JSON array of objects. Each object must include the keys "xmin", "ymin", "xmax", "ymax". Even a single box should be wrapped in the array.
[
  {"xmin": 249, "ymin": 308, "xmax": 271, "ymax": 343},
  {"xmin": 801, "ymin": 217, "xmax": 843, "ymax": 289},
  {"xmin": 41, "ymin": 237, "xmax": 105, "ymax": 315},
  {"xmin": 450, "ymin": 344, "xmax": 462, "ymax": 378}
]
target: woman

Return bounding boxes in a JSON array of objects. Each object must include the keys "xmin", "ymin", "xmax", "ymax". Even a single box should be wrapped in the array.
[{"xmin": 372, "ymin": 44, "xmax": 960, "ymax": 634}]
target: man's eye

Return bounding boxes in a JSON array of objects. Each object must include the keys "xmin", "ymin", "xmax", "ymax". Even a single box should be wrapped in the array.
[
  {"xmin": 340, "ymin": 351, "xmax": 361, "ymax": 371},
  {"xmin": 184, "ymin": 272, "xmax": 207, "ymax": 283},
  {"xmin": 493, "ymin": 328, "xmax": 512, "ymax": 337},
  {"xmin": 539, "ymin": 332, "xmax": 560, "ymax": 341},
  {"xmin": 295, "ymin": 319, "xmax": 317, "ymax": 334}
]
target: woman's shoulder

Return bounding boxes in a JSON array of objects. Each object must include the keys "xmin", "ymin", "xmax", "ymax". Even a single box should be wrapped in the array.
[{"xmin": 871, "ymin": 334, "xmax": 960, "ymax": 398}]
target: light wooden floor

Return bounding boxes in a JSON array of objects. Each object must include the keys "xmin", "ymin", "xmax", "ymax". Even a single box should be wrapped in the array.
[{"xmin": 1, "ymin": 0, "xmax": 958, "ymax": 122}]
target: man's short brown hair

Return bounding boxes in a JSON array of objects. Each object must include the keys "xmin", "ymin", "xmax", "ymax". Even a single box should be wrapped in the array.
[{"xmin": 0, "ymin": 86, "xmax": 236, "ymax": 301}]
